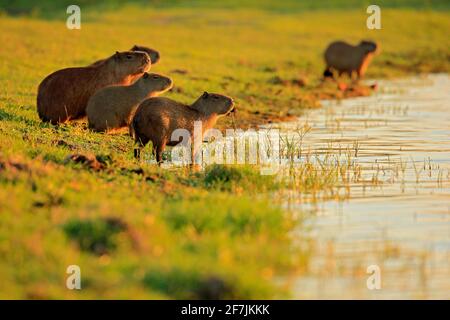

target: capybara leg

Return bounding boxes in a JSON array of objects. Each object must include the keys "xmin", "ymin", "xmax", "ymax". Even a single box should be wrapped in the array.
[
  {"xmin": 357, "ymin": 69, "xmax": 364, "ymax": 81},
  {"xmin": 351, "ymin": 71, "xmax": 360, "ymax": 84},
  {"xmin": 191, "ymin": 143, "xmax": 202, "ymax": 166},
  {"xmin": 134, "ymin": 147, "xmax": 141, "ymax": 160},
  {"xmin": 155, "ymin": 142, "xmax": 166, "ymax": 165},
  {"xmin": 323, "ymin": 68, "xmax": 334, "ymax": 80},
  {"xmin": 133, "ymin": 138, "xmax": 148, "ymax": 160},
  {"xmin": 190, "ymin": 145, "xmax": 202, "ymax": 171}
]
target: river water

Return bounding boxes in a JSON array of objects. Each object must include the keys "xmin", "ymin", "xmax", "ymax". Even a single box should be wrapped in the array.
[{"xmin": 279, "ymin": 74, "xmax": 450, "ymax": 299}]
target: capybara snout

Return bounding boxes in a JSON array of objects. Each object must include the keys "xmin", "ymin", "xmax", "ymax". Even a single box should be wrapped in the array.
[
  {"xmin": 359, "ymin": 40, "xmax": 378, "ymax": 54},
  {"xmin": 115, "ymin": 50, "xmax": 151, "ymax": 73},
  {"xmin": 90, "ymin": 44, "xmax": 160, "ymax": 71},
  {"xmin": 196, "ymin": 92, "xmax": 235, "ymax": 115},
  {"xmin": 194, "ymin": 91, "xmax": 234, "ymax": 115},
  {"xmin": 141, "ymin": 72, "xmax": 173, "ymax": 92}
]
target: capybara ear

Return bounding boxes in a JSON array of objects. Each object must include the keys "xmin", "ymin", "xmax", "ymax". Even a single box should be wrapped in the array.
[
  {"xmin": 114, "ymin": 51, "xmax": 120, "ymax": 60},
  {"xmin": 143, "ymin": 72, "xmax": 149, "ymax": 79},
  {"xmin": 202, "ymin": 91, "xmax": 209, "ymax": 99},
  {"xmin": 132, "ymin": 45, "xmax": 138, "ymax": 50}
]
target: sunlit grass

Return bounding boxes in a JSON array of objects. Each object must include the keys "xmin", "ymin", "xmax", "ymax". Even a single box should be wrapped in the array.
[{"xmin": 0, "ymin": 3, "xmax": 449, "ymax": 299}]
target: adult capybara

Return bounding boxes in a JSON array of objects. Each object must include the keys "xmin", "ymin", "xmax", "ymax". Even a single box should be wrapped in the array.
[
  {"xmin": 323, "ymin": 40, "xmax": 379, "ymax": 80},
  {"xmin": 91, "ymin": 45, "xmax": 160, "ymax": 67},
  {"xmin": 87, "ymin": 72, "xmax": 173, "ymax": 132},
  {"xmin": 37, "ymin": 51, "xmax": 151, "ymax": 124},
  {"xmin": 131, "ymin": 92, "xmax": 235, "ymax": 163}
]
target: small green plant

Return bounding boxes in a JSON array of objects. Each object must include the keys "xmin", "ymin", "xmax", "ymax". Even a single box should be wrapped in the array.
[
  {"xmin": 63, "ymin": 217, "xmax": 127, "ymax": 255},
  {"xmin": 143, "ymin": 267, "xmax": 235, "ymax": 299},
  {"xmin": 203, "ymin": 164, "xmax": 278, "ymax": 192}
]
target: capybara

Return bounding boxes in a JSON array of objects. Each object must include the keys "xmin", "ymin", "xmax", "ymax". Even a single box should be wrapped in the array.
[
  {"xmin": 324, "ymin": 40, "xmax": 379, "ymax": 80},
  {"xmin": 131, "ymin": 92, "xmax": 235, "ymax": 163},
  {"xmin": 37, "ymin": 51, "xmax": 151, "ymax": 124},
  {"xmin": 87, "ymin": 72, "xmax": 173, "ymax": 132},
  {"xmin": 91, "ymin": 45, "xmax": 160, "ymax": 67},
  {"xmin": 131, "ymin": 45, "xmax": 160, "ymax": 65}
]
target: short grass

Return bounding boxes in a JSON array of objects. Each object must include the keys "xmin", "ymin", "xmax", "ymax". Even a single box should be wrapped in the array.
[{"xmin": 0, "ymin": 2, "xmax": 449, "ymax": 299}]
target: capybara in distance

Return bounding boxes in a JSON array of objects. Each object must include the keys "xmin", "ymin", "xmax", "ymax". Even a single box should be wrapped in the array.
[
  {"xmin": 323, "ymin": 40, "xmax": 379, "ymax": 80},
  {"xmin": 87, "ymin": 72, "xmax": 173, "ymax": 132},
  {"xmin": 131, "ymin": 92, "xmax": 235, "ymax": 163},
  {"xmin": 91, "ymin": 45, "xmax": 160, "ymax": 67},
  {"xmin": 37, "ymin": 51, "xmax": 151, "ymax": 124}
]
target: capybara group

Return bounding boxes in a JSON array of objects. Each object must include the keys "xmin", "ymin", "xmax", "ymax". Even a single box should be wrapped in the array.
[
  {"xmin": 131, "ymin": 92, "xmax": 235, "ymax": 163},
  {"xmin": 35, "ymin": 39, "xmax": 381, "ymax": 166},
  {"xmin": 37, "ymin": 51, "xmax": 151, "ymax": 124},
  {"xmin": 87, "ymin": 72, "xmax": 173, "ymax": 132},
  {"xmin": 323, "ymin": 40, "xmax": 379, "ymax": 80}
]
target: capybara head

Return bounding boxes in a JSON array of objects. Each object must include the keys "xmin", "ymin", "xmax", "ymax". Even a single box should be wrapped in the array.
[
  {"xmin": 136, "ymin": 72, "xmax": 173, "ymax": 95},
  {"xmin": 108, "ymin": 51, "xmax": 151, "ymax": 77},
  {"xmin": 359, "ymin": 40, "xmax": 379, "ymax": 54},
  {"xmin": 131, "ymin": 45, "xmax": 160, "ymax": 64},
  {"xmin": 193, "ymin": 92, "xmax": 235, "ymax": 116}
]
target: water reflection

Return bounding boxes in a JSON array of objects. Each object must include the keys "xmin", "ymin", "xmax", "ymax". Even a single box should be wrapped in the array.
[{"xmin": 280, "ymin": 74, "xmax": 450, "ymax": 299}]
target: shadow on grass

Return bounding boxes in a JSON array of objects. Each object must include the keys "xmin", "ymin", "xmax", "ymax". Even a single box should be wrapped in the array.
[
  {"xmin": 63, "ymin": 217, "xmax": 128, "ymax": 255},
  {"xmin": 0, "ymin": 108, "xmax": 42, "ymax": 127},
  {"xmin": 143, "ymin": 267, "xmax": 235, "ymax": 299}
]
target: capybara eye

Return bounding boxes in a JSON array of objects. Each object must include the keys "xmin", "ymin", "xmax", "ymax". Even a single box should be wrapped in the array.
[
  {"xmin": 152, "ymin": 75, "xmax": 159, "ymax": 79},
  {"xmin": 213, "ymin": 96, "xmax": 219, "ymax": 100},
  {"xmin": 126, "ymin": 55, "xmax": 133, "ymax": 59}
]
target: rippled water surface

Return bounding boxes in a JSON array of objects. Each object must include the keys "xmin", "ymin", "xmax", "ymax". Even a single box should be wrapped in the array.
[{"xmin": 280, "ymin": 74, "xmax": 450, "ymax": 299}]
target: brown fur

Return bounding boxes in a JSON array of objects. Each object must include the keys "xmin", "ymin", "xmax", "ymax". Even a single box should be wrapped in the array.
[
  {"xmin": 131, "ymin": 45, "xmax": 160, "ymax": 65},
  {"xmin": 87, "ymin": 72, "xmax": 173, "ymax": 132},
  {"xmin": 37, "ymin": 51, "xmax": 151, "ymax": 124},
  {"xmin": 91, "ymin": 45, "xmax": 160, "ymax": 68},
  {"xmin": 324, "ymin": 40, "xmax": 379, "ymax": 79},
  {"xmin": 131, "ymin": 92, "xmax": 235, "ymax": 163}
]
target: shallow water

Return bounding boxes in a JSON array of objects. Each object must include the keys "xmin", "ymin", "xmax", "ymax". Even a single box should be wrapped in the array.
[{"xmin": 279, "ymin": 74, "xmax": 450, "ymax": 299}]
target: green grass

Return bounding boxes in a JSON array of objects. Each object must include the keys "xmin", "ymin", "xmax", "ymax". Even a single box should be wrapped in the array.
[
  {"xmin": 0, "ymin": 156, "xmax": 302, "ymax": 299},
  {"xmin": 0, "ymin": 2, "xmax": 449, "ymax": 299},
  {"xmin": 1, "ymin": 0, "xmax": 449, "ymax": 17},
  {"xmin": 1, "ymin": 6, "xmax": 449, "ymax": 127}
]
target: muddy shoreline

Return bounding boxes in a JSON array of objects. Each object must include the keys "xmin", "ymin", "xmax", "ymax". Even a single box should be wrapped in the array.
[{"xmin": 219, "ymin": 80, "xmax": 379, "ymax": 130}]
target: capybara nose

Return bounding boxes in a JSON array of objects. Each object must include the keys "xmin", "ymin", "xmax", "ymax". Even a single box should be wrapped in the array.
[
  {"xmin": 166, "ymin": 78, "xmax": 174, "ymax": 89},
  {"xmin": 229, "ymin": 98, "xmax": 236, "ymax": 113}
]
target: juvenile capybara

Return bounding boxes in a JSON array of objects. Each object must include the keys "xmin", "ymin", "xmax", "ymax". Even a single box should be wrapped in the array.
[
  {"xmin": 131, "ymin": 92, "xmax": 235, "ymax": 163},
  {"xmin": 37, "ymin": 51, "xmax": 151, "ymax": 124},
  {"xmin": 91, "ymin": 45, "xmax": 160, "ymax": 67},
  {"xmin": 87, "ymin": 72, "xmax": 173, "ymax": 132},
  {"xmin": 324, "ymin": 40, "xmax": 379, "ymax": 80}
]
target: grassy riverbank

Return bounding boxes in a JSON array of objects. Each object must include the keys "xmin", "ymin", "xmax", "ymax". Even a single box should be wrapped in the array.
[{"xmin": 0, "ymin": 1, "xmax": 449, "ymax": 298}]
